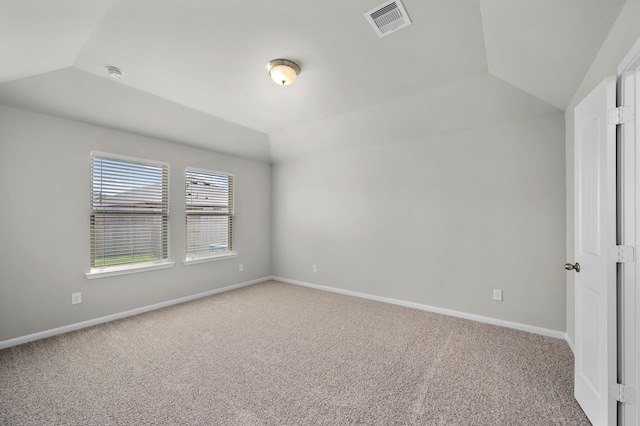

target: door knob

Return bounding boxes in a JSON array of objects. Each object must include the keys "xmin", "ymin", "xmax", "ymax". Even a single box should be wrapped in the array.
[{"xmin": 565, "ymin": 262, "xmax": 580, "ymax": 272}]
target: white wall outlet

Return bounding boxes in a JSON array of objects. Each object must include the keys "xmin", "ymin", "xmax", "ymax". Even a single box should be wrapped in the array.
[
  {"xmin": 71, "ymin": 292, "xmax": 82, "ymax": 305},
  {"xmin": 239, "ymin": 263, "xmax": 244, "ymax": 272},
  {"xmin": 493, "ymin": 289, "xmax": 503, "ymax": 302},
  {"xmin": 313, "ymin": 264, "xmax": 318, "ymax": 273}
]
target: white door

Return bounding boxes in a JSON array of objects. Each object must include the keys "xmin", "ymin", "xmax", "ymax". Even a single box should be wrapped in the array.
[{"xmin": 573, "ymin": 76, "xmax": 617, "ymax": 426}]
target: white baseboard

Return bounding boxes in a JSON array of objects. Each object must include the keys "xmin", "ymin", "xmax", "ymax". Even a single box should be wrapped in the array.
[
  {"xmin": 565, "ymin": 333, "xmax": 575, "ymax": 355},
  {"xmin": 272, "ymin": 276, "xmax": 567, "ymax": 341},
  {"xmin": 0, "ymin": 277, "xmax": 270, "ymax": 350},
  {"xmin": 2, "ymin": 276, "xmax": 571, "ymax": 350}
]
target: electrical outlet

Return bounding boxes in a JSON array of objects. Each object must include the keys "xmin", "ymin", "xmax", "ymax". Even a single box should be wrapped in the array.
[
  {"xmin": 239, "ymin": 264, "xmax": 244, "ymax": 272},
  {"xmin": 313, "ymin": 264, "xmax": 318, "ymax": 273},
  {"xmin": 71, "ymin": 292, "xmax": 82, "ymax": 305},
  {"xmin": 493, "ymin": 289, "xmax": 503, "ymax": 302}
]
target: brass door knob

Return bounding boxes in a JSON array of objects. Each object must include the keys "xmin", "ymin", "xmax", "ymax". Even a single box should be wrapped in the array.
[{"xmin": 565, "ymin": 262, "xmax": 580, "ymax": 273}]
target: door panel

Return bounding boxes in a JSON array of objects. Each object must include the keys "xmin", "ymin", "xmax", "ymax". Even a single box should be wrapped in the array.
[{"xmin": 574, "ymin": 76, "xmax": 617, "ymax": 426}]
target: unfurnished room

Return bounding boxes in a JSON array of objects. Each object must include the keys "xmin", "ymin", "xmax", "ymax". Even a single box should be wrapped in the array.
[{"xmin": 2, "ymin": 1, "xmax": 640, "ymax": 425}]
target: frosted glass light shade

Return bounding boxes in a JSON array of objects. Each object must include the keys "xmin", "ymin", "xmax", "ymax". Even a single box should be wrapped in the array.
[{"xmin": 266, "ymin": 59, "xmax": 300, "ymax": 85}]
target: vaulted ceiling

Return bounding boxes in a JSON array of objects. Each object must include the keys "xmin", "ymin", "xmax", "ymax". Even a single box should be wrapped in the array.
[{"xmin": 0, "ymin": 0, "xmax": 626, "ymax": 161}]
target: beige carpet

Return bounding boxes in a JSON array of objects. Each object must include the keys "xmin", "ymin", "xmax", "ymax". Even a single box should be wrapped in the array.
[{"xmin": 0, "ymin": 280, "xmax": 590, "ymax": 425}]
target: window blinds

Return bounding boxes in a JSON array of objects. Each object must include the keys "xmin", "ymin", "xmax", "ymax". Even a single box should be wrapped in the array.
[
  {"xmin": 185, "ymin": 169, "xmax": 234, "ymax": 259},
  {"xmin": 90, "ymin": 153, "xmax": 169, "ymax": 268}
]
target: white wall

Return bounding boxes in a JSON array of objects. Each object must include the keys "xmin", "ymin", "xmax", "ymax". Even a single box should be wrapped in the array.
[
  {"xmin": 271, "ymin": 79, "xmax": 567, "ymax": 331},
  {"xmin": 565, "ymin": 0, "xmax": 640, "ymax": 344},
  {"xmin": 0, "ymin": 105, "xmax": 271, "ymax": 342},
  {"xmin": 10, "ymin": 11, "xmax": 635, "ymax": 340}
]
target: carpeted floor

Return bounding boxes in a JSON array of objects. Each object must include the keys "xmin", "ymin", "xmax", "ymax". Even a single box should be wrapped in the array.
[{"xmin": 0, "ymin": 280, "xmax": 590, "ymax": 425}]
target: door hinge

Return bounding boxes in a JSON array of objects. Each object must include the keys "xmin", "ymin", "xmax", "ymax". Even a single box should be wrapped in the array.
[
  {"xmin": 608, "ymin": 106, "xmax": 635, "ymax": 125},
  {"xmin": 610, "ymin": 383, "xmax": 636, "ymax": 404},
  {"xmin": 608, "ymin": 245, "xmax": 635, "ymax": 263}
]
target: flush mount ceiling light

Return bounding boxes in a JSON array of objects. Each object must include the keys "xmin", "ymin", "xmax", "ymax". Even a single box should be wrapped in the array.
[
  {"xmin": 106, "ymin": 66, "xmax": 123, "ymax": 79},
  {"xmin": 266, "ymin": 59, "xmax": 300, "ymax": 85}
]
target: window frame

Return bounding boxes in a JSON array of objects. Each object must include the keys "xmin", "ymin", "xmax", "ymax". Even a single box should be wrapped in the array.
[
  {"xmin": 183, "ymin": 167, "xmax": 237, "ymax": 265},
  {"xmin": 86, "ymin": 151, "xmax": 174, "ymax": 279}
]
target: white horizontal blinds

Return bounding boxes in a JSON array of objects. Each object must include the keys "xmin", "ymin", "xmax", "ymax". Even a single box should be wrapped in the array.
[
  {"xmin": 185, "ymin": 169, "xmax": 234, "ymax": 258},
  {"xmin": 91, "ymin": 154, "xmax": 169, "ymax": 268}
]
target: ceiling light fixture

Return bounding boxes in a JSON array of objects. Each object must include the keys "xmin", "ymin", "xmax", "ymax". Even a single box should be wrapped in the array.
[
  {"xmin": 106, "ymin": 66, "xmax": 123, "ymax": 79},
  {"xmin": 266, "ymin": 59, "xmax": 300, "ymax": 86}
]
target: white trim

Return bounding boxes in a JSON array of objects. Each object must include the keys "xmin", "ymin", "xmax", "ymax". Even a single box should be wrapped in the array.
[
  {"xmin": 86, "ymin": 260, "xmax": 175, "ymax": 279},
  {"xmin": 90, "ymin": 150, "xmax": 169, "ymax": 168},
  {"xmin": 618, "ymin": 41, "xmax": 640, "ymax": 426},
  {"xmin": 184, "ymin": 252, "xmax": 238, "ymax": 265},
  {"xmin": 272, "ymin": 276, "xmax": 566, "ymax": 340},
  {"xmin": 565, "ymin": 333, "xmax": 575, "ymax": 355},
  {"xmin": 89, "ymin": 151, "xmax": 172, "ymax": 279},
  {"xmin": 617, "ymin": 35, "xmax": 640, "ymax": 75},
  {"xmin": 0, "ymin": 277, "xmax": 270, "ymax": 350},
  {"xmin": 1, "ymin": 276, "xmax": 568, "ymax": 349}
]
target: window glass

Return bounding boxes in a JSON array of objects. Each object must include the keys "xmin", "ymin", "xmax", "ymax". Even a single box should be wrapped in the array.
[
  {"xmin": 185, "ymin": 168, "xmax": 235, "ymax": 260},
  {"xmin": 90, "ymin": 153, "xmax": 169, "ymax": 269}
]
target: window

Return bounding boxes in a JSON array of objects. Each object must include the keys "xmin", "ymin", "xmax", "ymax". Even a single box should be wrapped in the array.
[
  {"xmin": 185, "ymin": 168, "xmax": 235, "ymax": 262},
  {"xmin": 88, "ymin": 152, "xmax": 172, "ymax": 278}
]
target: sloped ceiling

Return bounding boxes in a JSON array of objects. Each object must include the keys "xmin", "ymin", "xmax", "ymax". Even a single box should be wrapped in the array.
[{"xmin": 0, "ymin": 0, "xmax": 627, "ymax": 162}]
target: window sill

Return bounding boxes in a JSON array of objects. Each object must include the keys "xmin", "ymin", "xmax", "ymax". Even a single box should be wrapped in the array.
[
  {"xmin": 86, "ymin": 260, "xmax": 175, "ymax": 280},
  {"xmin": 183, "ymin": 252, "xmax": 238, "ymax": 266}
]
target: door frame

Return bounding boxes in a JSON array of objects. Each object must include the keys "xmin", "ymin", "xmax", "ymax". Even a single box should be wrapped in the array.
[{"xmin": 617, "ymin": 36, "xmax": 640, "ymax": 426}]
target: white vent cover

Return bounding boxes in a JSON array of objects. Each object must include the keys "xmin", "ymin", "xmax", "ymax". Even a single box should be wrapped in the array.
[{"xmin": 364, "ymin": 0, "xmax": 412, "ymax": 38}]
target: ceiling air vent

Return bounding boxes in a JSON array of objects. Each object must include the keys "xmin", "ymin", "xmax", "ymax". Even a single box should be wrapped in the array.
[{"xmin": 364, "ymin": 0, "xmax": 412, "ymax": 38}]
